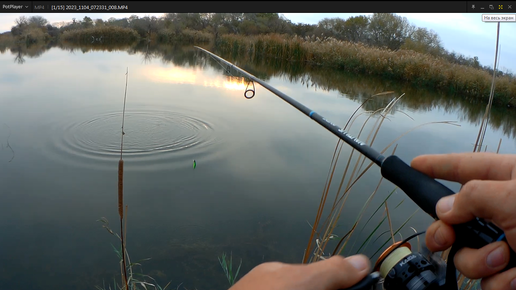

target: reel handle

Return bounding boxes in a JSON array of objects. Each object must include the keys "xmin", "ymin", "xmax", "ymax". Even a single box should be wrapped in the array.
[{"xmin": 380, "ymin": 155, "xmax": 516, "ymax": 270}]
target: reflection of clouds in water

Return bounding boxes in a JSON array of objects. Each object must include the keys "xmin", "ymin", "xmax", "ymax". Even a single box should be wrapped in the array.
[
  {"xmin": 95, "ymin": 64, "xmax": 111, "ymax": 73},
  {"xmin": 142, "ymin": 66, "xmax": 247, "ymax": 91},
  {"xmin": 0, "ymin": 73, "xmax": 22, "ymax": 84}
]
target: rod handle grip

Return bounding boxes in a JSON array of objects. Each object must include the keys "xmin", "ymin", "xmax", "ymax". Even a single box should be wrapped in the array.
[
  {"xmin": 381, "ymin": 155, "xmax": 451, "ymax": 218},
  {"xmin": 381, "ymin": 155, "xmax": 516, "ymax": 270}
]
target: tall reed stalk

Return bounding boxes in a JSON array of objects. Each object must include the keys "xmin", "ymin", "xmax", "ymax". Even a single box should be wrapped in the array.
[
  {"xmin": 97, "ymin": 68, "xmax": 171, "ymax": 290},
  {"xmin": 119, "ymin": 68, "xmax": 129, "ymax": 290},
  {"xmin": 473, "ymin": 22, "xmax": 501, "ymax": 152}
]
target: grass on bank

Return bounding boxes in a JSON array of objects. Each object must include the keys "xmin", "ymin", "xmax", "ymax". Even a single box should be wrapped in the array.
[
  {"xmin": 216, "ymin": 33, "xmax": 516, "ymax": 108},
  {"xmin": 218, "ymin": 252, "xmax": 242, "ymax": 287}
]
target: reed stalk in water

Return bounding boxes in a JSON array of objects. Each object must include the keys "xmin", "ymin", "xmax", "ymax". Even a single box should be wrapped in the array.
[
  {"xmin": 97, "ymin": 67, "xmax": 171, "ymax": 290},
  {"xmin": 119, "ymin": 67, "xmax": 129, "ymax": 290}
]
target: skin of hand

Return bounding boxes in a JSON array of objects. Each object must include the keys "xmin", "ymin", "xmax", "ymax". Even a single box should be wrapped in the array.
[
  {"xmin": 228, "ymin": 255, "xmax": 370, "ymax": 290},
  {"xmin": 411, "ymin": 152, "xmax": 516, "ymax": 290}
]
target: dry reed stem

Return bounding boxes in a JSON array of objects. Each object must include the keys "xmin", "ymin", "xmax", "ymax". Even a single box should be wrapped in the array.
[
  {"xmin": 303, "ymin": 97, "xmax": 386, "ymax": 262},
  {"xmin": 303, "ymin": 144, "xmax": 340, "ymax": 263},
  {"xmin": 309, "ymin": 97, "xmax": 400, "ymax": 262},
  {"xmin": 473, "ymin": 22, "xmax": 501, "ymax": 152},
  {"xmin": 311, "ymin": 101, "xmax": 389, "ymax": 260},
  {"xmin": 118, "ymin": 159, "xmax": 124, "ymax": 218},
  {"xmin": 337, "ymin": 145, "xmax": 398, "ymax": 255},
  {"xmin": 118, "ymin": 68, "xmax": 129, "ymax": 290},
  {"xmin": 385, "ymin": 193, "xmax": 394, "ymax": 245},
  {"xmin": 124, "ymin": 205, "xmax": 128, "ymax": 255}
]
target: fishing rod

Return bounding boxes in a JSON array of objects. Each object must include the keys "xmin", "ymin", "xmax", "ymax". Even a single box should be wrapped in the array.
[{"xmin": 195, "ymin": 46, "xmax": 516, "ymax": 290}]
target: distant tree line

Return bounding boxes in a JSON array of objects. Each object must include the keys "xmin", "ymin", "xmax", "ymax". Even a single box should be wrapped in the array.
[{"xmin": 6, "ymin": 13, "xmax": 512, "ymax": 77}]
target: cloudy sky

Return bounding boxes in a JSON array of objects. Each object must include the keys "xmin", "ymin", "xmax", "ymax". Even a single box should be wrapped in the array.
[{"xmin": 0, "ymin": 12, "xmax": 514, "ymax": 72}]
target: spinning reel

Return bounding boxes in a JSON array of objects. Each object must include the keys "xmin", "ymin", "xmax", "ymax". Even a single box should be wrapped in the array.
[
  {"xmin": 343, "ymin": 232, "xmax": 447, "ymax": 290},
  {"xmin": 345, "ymin": 217, "xmax": 515, "ymax": 290}
]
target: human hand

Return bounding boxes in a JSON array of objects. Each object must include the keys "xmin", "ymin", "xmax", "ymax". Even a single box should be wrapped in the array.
[
  {"xmin": 228, "ymin": 255, "xmax": 370, "ymax": 290},
  {"xmin": 411, "ymin": 152, "xmax": 516, "ymax": 290}
]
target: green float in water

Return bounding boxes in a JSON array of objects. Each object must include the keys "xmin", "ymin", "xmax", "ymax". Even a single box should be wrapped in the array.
[{"xmin": 193, "ymin": 160, "xmax": 196, "ymax": 169}]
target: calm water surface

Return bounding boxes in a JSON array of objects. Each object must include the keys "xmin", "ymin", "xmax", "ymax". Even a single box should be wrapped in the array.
[{"xmin": 0, "ymin": 43, "xmax": 515, "ymax": 290}]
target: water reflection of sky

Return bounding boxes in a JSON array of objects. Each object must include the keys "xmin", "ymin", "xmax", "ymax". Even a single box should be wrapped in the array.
[{"xmin": 143, "ymin": 65, "xmax": 248, "ymax": 91}]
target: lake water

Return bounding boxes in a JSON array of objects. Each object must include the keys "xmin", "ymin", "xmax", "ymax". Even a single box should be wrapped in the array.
[{"xmin": 0, "ymin": 42, "xmax": 515, "ymax": 290}]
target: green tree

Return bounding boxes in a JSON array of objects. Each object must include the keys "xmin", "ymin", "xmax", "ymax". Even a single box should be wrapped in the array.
[
  {"xmin": 82, "ymin": 16, "xmax": 93, "ymax": 28},
  {"xmin": 256, "ymin": 13, "xmax": 288, "ymax": 33},
  {"xmin": 367, "ymin": 13, "xmax": 414, "ymax": 50},
  {"xmin": 94, "ymin": 19, "xmax": 104, "ymax": 27},
  {"xmin": 11, "ymin": 16, "xmax": 28, "ymax": 36},
  {"xmin": 401, "ymin": 27, "xmax": 443, "ymax": 56},
  {"xmin": 291, "ymin": 23, "xmax": 316, "ymax": 37},
  {"xmin": 342, "ymin": 16, "xmax": 369, "ymax": 43},
  {"xmin": 107, "ymin": 17, "xmax": 129, "ymax": 28},
  {"xmin": 11, "ymin": 15, "xmax": 52, "ymax": 39},
  {"xmin": 218, "ymin": 13, "xmax": 245, "ymax": 34},
  {"xmin": 28, "ymin": 16, "xmax": 48, "ymax": 27},
  {"xmin": 315, "ymin": 18, "xmax": 346, "ymax": 39}
]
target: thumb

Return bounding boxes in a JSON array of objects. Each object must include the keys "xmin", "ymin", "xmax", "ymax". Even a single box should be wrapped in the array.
[{"xmin": 307, "ymin": 255, "xmax": 370, "ymax": 290}]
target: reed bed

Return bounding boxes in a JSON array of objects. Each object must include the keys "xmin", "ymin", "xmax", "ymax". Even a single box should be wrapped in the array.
[
  {"xmin": 157, "ymin": 28, "xmax": 212, "ymax": 44},
  {"xmin": 61, "ymin": 26, "xmax": 140, "ymax": 44},
  {"xmin": 216, "ymin": 34, "xmax": 516, "ymax": 108}
]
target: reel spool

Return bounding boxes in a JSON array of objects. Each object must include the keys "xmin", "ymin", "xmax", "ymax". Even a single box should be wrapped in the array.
[{"xmin": 374, "ymin": 241, "xmax": 442, "ymax": 290}]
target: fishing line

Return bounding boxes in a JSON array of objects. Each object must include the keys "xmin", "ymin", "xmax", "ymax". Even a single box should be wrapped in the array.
[{"xmin": 120, "ymin": 68, "xmax": 128, "ymax": 160}]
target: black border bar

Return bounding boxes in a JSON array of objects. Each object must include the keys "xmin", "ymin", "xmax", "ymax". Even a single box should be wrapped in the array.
[
  {"xmin": 0, "ymin": 1, "xmax": 465, "ymax": 13},
  {"xmin": 0, "ymin": 1, "xmax": 514, "ymax": 13}
]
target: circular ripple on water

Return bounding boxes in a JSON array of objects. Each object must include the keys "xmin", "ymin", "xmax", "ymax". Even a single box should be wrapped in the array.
[{"xmin": 47, "ymin": 109, "xmax": 217, "ymax": 169}]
